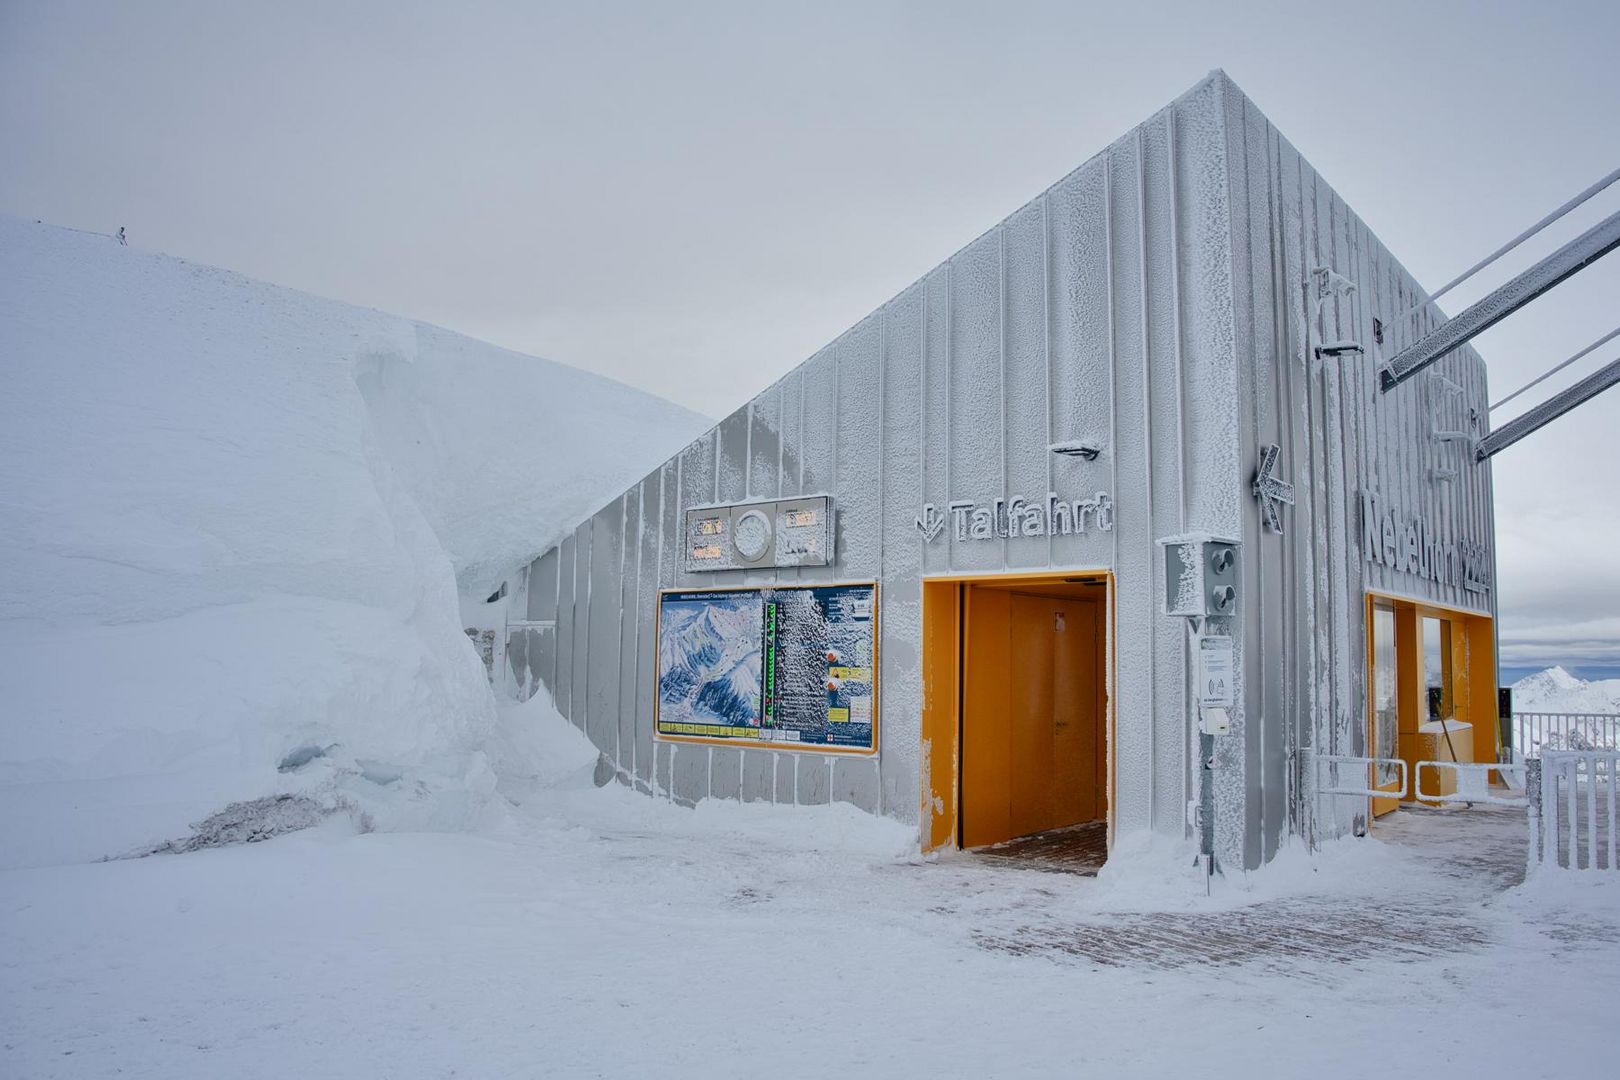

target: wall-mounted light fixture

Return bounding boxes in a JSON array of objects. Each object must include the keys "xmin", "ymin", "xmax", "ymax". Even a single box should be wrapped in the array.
[{"xmin": 1316, "ymin": 340, "xmax": 1365, "ymax": 360}]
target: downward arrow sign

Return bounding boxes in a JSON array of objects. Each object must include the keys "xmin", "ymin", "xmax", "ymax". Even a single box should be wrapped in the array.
[{"xmin": 916, "ymin": 504, "xmax": 945, "ymax": 542}]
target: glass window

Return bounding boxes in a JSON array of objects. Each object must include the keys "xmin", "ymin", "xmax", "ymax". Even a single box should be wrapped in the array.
[
  {"xmin": 1372, "ymin": 604, "xmax": 1398, "ymax": 784},
  {"xmin": 1422, "ymin": 616, "xmax": 1453, "ymax": 723}
]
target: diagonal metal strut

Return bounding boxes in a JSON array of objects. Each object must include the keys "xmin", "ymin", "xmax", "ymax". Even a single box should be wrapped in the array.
[
  {"xmin": 1476, "ymin": 355, "xmax": 1620, "ymax": 460},
  {"xmin": 1380, "ymin": 208, "xmax": 1620, "ymax": 392}
]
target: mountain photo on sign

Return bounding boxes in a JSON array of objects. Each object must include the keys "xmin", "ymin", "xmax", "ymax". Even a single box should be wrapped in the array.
[{"xmin": 657, "ymin": 592, "xmax": 764, "ymax": 729}]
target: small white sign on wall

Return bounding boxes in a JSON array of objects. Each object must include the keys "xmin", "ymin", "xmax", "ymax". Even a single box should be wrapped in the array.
[{"xmin": 1197, "ymin": 636, "xmax": 1235, "ymax": 708}]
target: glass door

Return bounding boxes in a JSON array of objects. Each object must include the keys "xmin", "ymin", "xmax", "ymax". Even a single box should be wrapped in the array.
[{"xmin": 1370, "ymin": 601, "xmax": 1402, "ymax": 815}]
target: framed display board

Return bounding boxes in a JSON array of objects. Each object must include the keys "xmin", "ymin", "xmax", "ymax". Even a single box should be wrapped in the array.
[{"xmin": 654, "ymin": 582, "xmax": 877, "ymax": 754}]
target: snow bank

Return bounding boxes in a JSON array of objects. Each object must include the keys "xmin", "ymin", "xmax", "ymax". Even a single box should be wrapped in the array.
[
  {"xmin": 0, "ymin": 217, "xmax": 706, "ymax": 869},
  {"xmin": 1079, "ymin": 828, "xmax": 1415, "ymax": 913},
  {"xmin": 354, "ymin": 322, "xmax": 706, "ymax": 599},
  {"xmin": 487, "ymin": 691, "xmax": 919, "ymax": 858}
]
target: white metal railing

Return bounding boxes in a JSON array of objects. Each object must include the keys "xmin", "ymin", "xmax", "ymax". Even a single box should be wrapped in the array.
[
  {"xmin": 1513, "ymin": 711, "xmax": 1620, "ymax": 760},
  {"xmin": 1414, "ymin": 761, "xmax": 1527, "ymax": 806},
  {"xmin": 1529, "ymin": 752, "xmax": 1620, "ymax": 872},
  {"xmin": 1315, "ymin": 754, "xmax": 1407, "ymax": 799}
]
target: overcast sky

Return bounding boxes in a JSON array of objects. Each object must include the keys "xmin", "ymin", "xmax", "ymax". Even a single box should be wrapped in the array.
[{"xmin": 3, "ymin": 0, "xmax": 1617, "ymax": 680}]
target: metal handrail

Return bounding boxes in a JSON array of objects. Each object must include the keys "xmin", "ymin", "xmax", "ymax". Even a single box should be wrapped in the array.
[
  {"xmin": 1513, "ymin": 711, "xmax": 1620, "ymax": 759},
  {"xmin": 1315, "ymin": 754, "xmax": 1407, "ymax": 799},
  {"xmin": 1414, "ymin": 761, "xmax": 1527, "ymax": 806}
]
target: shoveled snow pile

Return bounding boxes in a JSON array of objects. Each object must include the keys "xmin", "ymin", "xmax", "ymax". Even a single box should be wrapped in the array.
[
  {"xmin": 0, "ymin": 217, "xmax": 707, "ymax": 870},
  {"xmin": 1512, "ymin": 666, "xmax": 1620, "ymax": 714}
]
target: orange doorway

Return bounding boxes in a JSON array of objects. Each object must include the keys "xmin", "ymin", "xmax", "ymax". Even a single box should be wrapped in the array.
[
  {"xmin": 920, "ymin": 573, "xmax": 1110, "ymax": 854},
  {"xmin": 1364, "ymin": 593, "xmax": 1499, "ymax": 818}
]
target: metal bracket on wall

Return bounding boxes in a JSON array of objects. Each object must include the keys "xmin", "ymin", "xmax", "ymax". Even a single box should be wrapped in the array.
[
  {"xmin": 1425, "ymin": 372, "xmax": 1479, "ymax": 481},
  {"xmin": 1309, "ymin": 266, "xmax": 1359, "ymax": 365}
]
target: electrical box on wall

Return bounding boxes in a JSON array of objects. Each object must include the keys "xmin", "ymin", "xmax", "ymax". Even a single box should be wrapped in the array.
[
  {"xmin": 684, "ymin": 495, "xmax": 833, "ymax": 572},
  {"xmin": 1161, "ymin": 537, "xmax": 1240, "ymax": 617}
]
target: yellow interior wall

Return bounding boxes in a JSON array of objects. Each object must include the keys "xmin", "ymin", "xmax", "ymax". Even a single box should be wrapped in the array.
[
  {"xmin": 961, "ymin": 587, "xmax": 1011, "ymax": 847},
  {"xmin": 1461, "ymin": 613, "xmax": 1501, "ymax": 764},
  {"xmin": 920, "ymin": 580, "xmax": 959, "ymax": 851},
  {"xmin": 960, "ymin": 585, "xmax": 1105, "ymax": 849}
]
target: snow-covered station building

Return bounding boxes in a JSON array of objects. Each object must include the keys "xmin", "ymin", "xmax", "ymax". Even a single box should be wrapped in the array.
[{"xmin": 509, "ymin": 72, "xmax": 1500, "ymax": 873}]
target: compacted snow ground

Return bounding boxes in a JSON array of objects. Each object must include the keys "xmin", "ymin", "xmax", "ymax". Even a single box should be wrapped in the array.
[{"xmin": 3, "ymin": 713, "xmax": 1616, "ymax": 1080}]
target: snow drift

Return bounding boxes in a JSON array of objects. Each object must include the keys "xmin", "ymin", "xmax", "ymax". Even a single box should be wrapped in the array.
[{"xmin": 0, "ymin": 217, "xmax": 707, "ymax": 869}]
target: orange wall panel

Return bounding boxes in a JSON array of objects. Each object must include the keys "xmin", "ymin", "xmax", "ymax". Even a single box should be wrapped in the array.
[
  {"xmin": 962, "ymin": 588, "xmax": 1011, "ymax": 848},
  {"xmin": 920, "ymin": 581, "xmax": 960, "ymax": 851}
]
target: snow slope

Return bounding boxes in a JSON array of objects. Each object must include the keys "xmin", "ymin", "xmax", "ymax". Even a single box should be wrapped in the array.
[
  {"xmin": 0, "ymin": 217, "xmax": 706, "ymax": 869},
  {"xmin": 1512, "ymin": 665, "xmax": 1620, "ymax": 713}
]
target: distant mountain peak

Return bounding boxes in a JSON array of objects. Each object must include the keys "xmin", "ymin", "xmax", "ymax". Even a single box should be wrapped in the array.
[{"xmin": 1513, "ymin": 666, "xmax": 1620, "ymax": 714}]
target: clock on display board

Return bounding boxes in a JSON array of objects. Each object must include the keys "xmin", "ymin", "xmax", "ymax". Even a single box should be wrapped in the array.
[
  {"xmin": 732, "ymin": 509, "xmax": 773, "ymax": 561},
  {"xmin": 682, "ymin": 496, "xmax": 830, "ymax": 572}
]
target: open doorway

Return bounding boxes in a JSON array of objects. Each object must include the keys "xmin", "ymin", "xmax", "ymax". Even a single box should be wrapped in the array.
[
  {"xmin": 946, "ymin": 573, "xmax": 1108, "ymax": 867},
  {"xmin": 1363, "ymin": 593, "xmax": 1498, "ymax": 818},
  {"xmin": 920, "ymin": 573, "xmax": 1113, "ymax": 865}
]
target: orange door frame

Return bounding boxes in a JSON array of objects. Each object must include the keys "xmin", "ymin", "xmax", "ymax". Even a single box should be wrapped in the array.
[
  {"xmin": 1363, "ymin": 590, "xmax": 1498, "ymax": 818},
  {"xmin": 920, "ymin": 570, "xmax": 1115, "ymax": 852}
]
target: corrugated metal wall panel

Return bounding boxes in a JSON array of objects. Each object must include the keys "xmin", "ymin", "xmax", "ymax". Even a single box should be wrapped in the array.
[
  {"xmin": 835, "ymin": 315, "xmax": 884, "ymax": 584},
  {"xmin": 529, "ymin": 547, "xmax": 560, "ymax": 702},
  {"xmin": 779, "ymin": 369, "xmax": 804, "ymax": 502},
  {"xmin": 1047, "ymin": 159, "xmax": 1115, "ymax": 572},
  {"xmin": 920, "ymin": 268, "xmax": 952, "ymax": 578},
  {"xmin": 1160, "ymin": 82, "xmax": 1249, "ymax": 863},
  {"xmin": 1003, "ymin": 200, "xmax": 1050, "ymax": 570},
  {"xmin": 1227, "ymin": 86, "xmax": 1277, "ymax": 861},
  {"xmin": 716, "ymin": 409, "xmax": 749, "ymax": 506},
  {"xmin": 617, "ymin": 489, "xmax": 641, "ymax": 781},
  {"xmin": 748, "ymin": 388, "xmax": 780, "ymax": 504},
  {"xmin": 555, "ymin": 532, "xmax": 575, "ymax": 723},
  {"xmin": 879, "ymin": 286, "xmax": 925, "ymax": 819},
  {"xmin": 1104, "ymin": 130, "xmax": 1154, "ymax": 838},
  {"xmin": 516, "ymin": 72, "xmax": 1487, "ymax": 867},
  {"xmin": 674, "ymin": 433, "xmax": 716, "ymax": 589},
  {"xmin": 586, "ymin": 499, "xmax": 621, "ymax": 756},
  {"xmin": 799, "ymin": 349, "xmax": 838, "ymax": 538},
  {"xmin": 947, "ymin": 233, "xmax": 1005, "ymax": 576},
  {"xmin": 1144, "ymin": 110, "xmax": 1189, "ymax": 845},
  {"xmin": 634, "ymin": 474, "xmax": 661, "ymax": 787},
  {"xmin": 1228, "ymin": 84, "xmax": 1494, "ymax": 850}
]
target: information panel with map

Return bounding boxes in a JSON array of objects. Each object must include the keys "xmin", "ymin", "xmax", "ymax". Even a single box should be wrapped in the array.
[{"xmin": 655, "ymin": 583, "xmax": 877, "ymax": 753}]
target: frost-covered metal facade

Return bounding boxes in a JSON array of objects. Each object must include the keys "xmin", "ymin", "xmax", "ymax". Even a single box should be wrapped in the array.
[{"xmin": 511, "ymin": 72, "xmax": 1495, "ymax": 871}]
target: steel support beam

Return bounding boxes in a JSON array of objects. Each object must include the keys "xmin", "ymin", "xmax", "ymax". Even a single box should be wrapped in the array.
[
  {"xmin": 1381, "ymin": 208, "xmax": 1620, "ymax": 392},
  {"xmin": 1476, "ymin": 355, "xmax": 1620, "ymax": 460}
]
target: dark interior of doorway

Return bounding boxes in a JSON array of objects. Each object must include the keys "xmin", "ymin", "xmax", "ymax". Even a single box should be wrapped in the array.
[{"xmin": 959, "ymin": 578, "xmax": 1109, "ymax": 874}]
